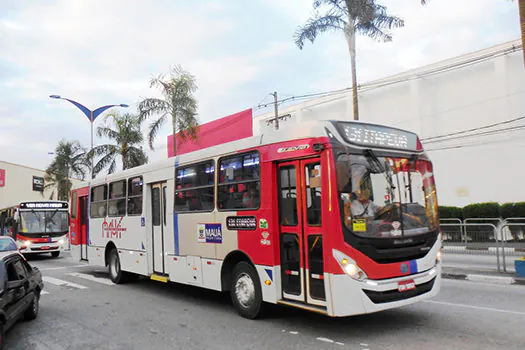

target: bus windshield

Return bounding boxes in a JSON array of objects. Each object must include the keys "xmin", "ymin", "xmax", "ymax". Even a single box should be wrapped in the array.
[
  {"xmin": 19, "ymin": 210, "xmax": 69, "ymax": 235},
  {"xmin": 336, "ymin": 152, "xmax": 439, "ymax": 239}
]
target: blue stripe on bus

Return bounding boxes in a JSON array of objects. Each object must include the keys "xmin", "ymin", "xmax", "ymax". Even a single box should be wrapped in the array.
[
  {"xmin": 173, "ymin": 213, "xmax": 179, "ymax": 255},
  {"xmin": 409, "ymin": 260, "xmax": 418, "ymax": 274},
  {"xmin": 174, "ymin": 155, "xmax": 179, "ymax": 255}
]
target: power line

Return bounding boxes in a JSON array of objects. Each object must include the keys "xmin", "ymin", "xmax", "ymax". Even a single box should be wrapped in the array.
[
  {"xmin": 253, "ymin": 43, "xmax": 521, "ymax": 114},
  {"xmin": 425, "ymin": 133, "xmax": 525, "ymax": 152},
  {"xmin": 422, "ymin": 116, "xmax": 525, "ymax": 143}
]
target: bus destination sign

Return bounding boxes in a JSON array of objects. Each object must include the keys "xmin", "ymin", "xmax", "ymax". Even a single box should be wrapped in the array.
[
  {"xmin": 337, "ymin": 122, "xmax": 418, "ymax": 151},
  {"xmin": 20, "ymin": 202, "xmax": 68, "ymax": 209}
]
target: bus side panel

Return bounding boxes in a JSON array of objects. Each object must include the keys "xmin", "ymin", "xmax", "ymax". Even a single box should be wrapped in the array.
[
  {"xmin": 87, "ymin": 246, "xmax": 105, "ymax": 267},
  {"xmin": 235, "ymin": 155, "xmax": 278, "ymax": 267},
  {"xmin": 175, "ymin": 212, "xmax": 228, "ymax": 259}
]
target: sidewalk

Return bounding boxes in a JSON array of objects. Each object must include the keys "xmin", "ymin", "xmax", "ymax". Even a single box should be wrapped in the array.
[{"xmin": 442, "ymin": 265, "xmax": 525, "ymax": 286}]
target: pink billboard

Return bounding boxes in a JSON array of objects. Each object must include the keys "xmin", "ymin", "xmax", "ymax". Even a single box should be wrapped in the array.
[
  {"xmin": 167, "ymin": 108, "xmax": 253, "ymax": 158},
  {"xmin": 0, "ymin": 169, "xmax": 5, "ymax": 187}
]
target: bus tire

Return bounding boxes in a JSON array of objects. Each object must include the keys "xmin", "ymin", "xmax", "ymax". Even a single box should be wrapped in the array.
[
  {"xmin": 108, "ymin": 249, "xmax": 125, "ymax": 284},
  {"xmin": 51, "ymin": 251, "xmax": 60, "ymax": 258},
  {"xmin": 230, "ymin": 262, "xmax": 263, "ymax": 319}
]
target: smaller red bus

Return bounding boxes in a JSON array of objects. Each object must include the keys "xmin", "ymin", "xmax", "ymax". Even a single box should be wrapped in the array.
[{"xmin": 10, "ymin": 200, "xmax": 69, "ymax": 257}]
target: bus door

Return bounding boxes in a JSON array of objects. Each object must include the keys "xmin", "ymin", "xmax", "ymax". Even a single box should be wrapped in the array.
[
  {"xmin": 151, "ymin": 182, "xmax": 167, "ymax": 274},
  {"xmin": 79, "ymin": 195, "xmax": 88, "ymax": 260},
  {"xmin": 278, "ymin": 158, "xmax": 326, "ymax": 306}
]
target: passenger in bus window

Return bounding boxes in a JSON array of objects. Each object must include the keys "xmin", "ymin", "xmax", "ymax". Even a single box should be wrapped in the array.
[{"xmin": 242, "ymin": 184, "xmax": 260, "ymax": 208}]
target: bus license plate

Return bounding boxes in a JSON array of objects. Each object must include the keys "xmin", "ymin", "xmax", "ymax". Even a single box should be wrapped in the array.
[
  {"xmin": 40, "ymin": 246, "xmax": 50, "ymax": 250},
  {"xmin": 398, "ymin": 279, "xmax": 416, "ymax": 292}
]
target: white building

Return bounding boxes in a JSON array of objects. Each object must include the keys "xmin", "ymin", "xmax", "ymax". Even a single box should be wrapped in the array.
[
  {"xmin": 0, "ymin": 160, "xmax": 82, "ymax": 210},
  {"xmin": 253, "ymin": 39, "xmax": 525, "ymax": 207}
]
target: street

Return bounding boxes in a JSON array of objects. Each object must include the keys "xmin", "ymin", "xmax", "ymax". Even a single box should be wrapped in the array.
[{"xmin": 5, "ymin": 254, "xmax": 525, "ymax": 350}]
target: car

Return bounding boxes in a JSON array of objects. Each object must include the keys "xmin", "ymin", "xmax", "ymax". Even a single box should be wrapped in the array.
[
  {"xmin": 0, "ymin": 249, "xmax": 43, "ymax": 349},
  {"xmin": 0, "ymin": 237, "xmax": 18, "ymax": 253}
]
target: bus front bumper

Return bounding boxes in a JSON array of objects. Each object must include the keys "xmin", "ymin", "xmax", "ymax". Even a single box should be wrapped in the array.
[
  {"xmin": 18, "ymin": 238, "xmax": 68, "ymax": 254},
  {"xmin": 328, "ymin": 264, "xmax": 441, "ymax": 317}
]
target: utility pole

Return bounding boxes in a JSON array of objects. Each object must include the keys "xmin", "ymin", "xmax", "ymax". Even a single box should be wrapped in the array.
[{"xmin": 271, "ymin": 91, "xmax": 279, "ymax": 130}]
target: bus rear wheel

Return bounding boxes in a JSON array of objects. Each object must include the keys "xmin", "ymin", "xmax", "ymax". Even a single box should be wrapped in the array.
[
  {"xmin": 230, "ymin": 262, "xmax": 264, "ymax": 319},
  {"xmin": 108, "ymin": 249, "xmax": 124, "ymax": 284}
]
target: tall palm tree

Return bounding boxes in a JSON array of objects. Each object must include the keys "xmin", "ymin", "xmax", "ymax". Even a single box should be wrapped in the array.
[
  {"xmin": 88, "ymin": 111, "xmax": 148, "ymax": 177},
  {"xmin": 45, "ymin": 140, "xmax": 88, "ymax": 202},
  {"xmin": 294, "ymin": 0, "xmax": 404, "ymax": 120},
  {"xmin": 138, "ymin": 64, "xmax": 199, "ymax": 156}
]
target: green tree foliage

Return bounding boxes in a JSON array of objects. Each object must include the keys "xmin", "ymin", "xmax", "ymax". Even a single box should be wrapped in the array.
[
  {"xmin": 45, "ymin": 140, "xmax": 88, "ymax": 201},
  {"xmin": 294, "ymin": 0, "xmax": 404, "ymax": 120},
  {"xmin": 88, "ymin": 111, "xmax": 148, "ymax": 177},
  {"xmin": 138, "ymin": 65, "xmax": 199, "ymax": 156}
]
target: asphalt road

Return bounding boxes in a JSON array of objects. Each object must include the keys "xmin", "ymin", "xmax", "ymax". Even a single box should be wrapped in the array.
[{"xmin": 5, "ymin": 253, "xmax": 525, "ymax": 350}]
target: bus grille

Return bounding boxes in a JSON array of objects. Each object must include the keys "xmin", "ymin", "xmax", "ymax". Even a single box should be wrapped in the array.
[{"xmin": 362, "ymin": 277, "xmax": 436, "ymax": 304}]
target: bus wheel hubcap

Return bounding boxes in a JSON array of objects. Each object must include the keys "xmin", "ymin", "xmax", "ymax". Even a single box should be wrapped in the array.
[
  {"xmin": 111, "ymin": 255, "xmax": 119, "ymax": 276},
  {"xmin": 235, "ymin": 273, "xmax": 255, "ymax": 308}
]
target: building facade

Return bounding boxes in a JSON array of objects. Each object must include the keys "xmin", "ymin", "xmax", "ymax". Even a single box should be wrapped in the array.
[
  {"xmin": 253, "ymin": 39, "xmax": 525, "ymax": 207},
  {"xmin": 0, "ymin": 160, "xmax": 82, "ymax": 210}
]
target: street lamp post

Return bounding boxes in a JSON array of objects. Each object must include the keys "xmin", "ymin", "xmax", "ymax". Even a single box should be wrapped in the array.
[{"xmin": 49, "ymin": 95, "xmax": 128, "ymax": 179}]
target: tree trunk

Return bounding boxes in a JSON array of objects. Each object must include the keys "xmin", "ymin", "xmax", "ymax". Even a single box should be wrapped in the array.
[
  {"xmin": 518, "ymin": 0, "xmax": 525, "ymax": 68},
  {"xmin": 345, "ymin": 25, "xmax": 359, "ymax": 121},
  {"xmin": 122, "ymin": 142, "xmax": 128, "ymax": 170},
  {"xmin": 172, "ymin": 113, "xmax": 177, "ymax": 157}
]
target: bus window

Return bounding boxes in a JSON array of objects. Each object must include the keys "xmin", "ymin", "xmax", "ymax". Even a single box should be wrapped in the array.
[
  {"xmin": 90, "ymin": 185, "xmax": 107, "ymax": 218},
  {"xmin": 305, "ymin": 163, "xmax": 322, "ymax": 226},
  {"xmin": 127, "ymin": 176, "xmax": 143, "ymax": 216},
  {"xmin": 218, "ymin": 152, "xmax": 260, "ymax": 210},
  {"xmin": 109, "ymin": 180, "xmax": 126, "ymax": 217},
  {"xmin": 279, "ymin": 166, "xmax": 297, "ymax": 226},
  {"xmin": 174, "ymin": 160, "xmax": 214, "ymax": 213},
  {"xmin": 71, "ymin": 191, "xmax": 78, "ymax": 219}
]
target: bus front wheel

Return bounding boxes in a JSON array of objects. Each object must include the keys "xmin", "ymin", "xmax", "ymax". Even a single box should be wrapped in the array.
[
  {"xmin": 51, "ymin": 251, "xmax": 60, "ymax": 258},
  {"xmin": 230, "ymin": 262, "xmax": 264, "ymax": 319}
]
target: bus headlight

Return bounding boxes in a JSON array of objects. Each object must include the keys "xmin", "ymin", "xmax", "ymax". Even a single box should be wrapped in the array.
[
  {"xmin": 333, "ymin": 249, "xmax": 368, "ymax": 281},
  {"xmin": 58, "ymin": 239, "xmax": 65, "ymax": 245},
  {"xmin": 436, "ymin": 247, "xmax": 442, "ymax": 263},
  {"xmin": 24, "ymin": 240, "xmax": 31, "ymax": 246}
]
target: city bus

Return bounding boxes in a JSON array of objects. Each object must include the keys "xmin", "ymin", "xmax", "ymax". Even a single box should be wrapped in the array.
[
  {"xmin": 8, "ymin": 200, "xmax": 69, "ymax": 257},
  {"xmin": 69, "ymin": 120, "xmax": 442, "ymax": 319}
]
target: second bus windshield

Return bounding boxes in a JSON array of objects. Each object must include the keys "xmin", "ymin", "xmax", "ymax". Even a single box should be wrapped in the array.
[{"xmin": 19, "ymin": 210, "xmax": 69, "ymax": 234}]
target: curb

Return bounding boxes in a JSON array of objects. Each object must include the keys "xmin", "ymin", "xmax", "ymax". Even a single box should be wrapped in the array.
[{"xmin": 442, "ymin": 272, "xmax": 525, "ymax": 286}]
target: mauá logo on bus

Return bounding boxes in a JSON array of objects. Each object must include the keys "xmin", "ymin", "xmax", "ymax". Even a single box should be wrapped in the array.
[{"xmin": 102, "ymin": 218, "xmax": 127, "ymax": 239}]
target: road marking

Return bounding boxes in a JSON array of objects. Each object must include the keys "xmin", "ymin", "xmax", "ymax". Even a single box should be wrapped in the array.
[
  {"xmin": 39, "ymin": 264, "xmax": 92, "ymax": 271},
  {"xmin": 41, "ymin": 290, "xmax": 49, "ymax": 295},
  {"xmin": 316, "ymin": 337, "xmax": 334, "ymax": 343},
  {"xmin": 66, "ymin": 272, "xmax": 114, "ymax": 286},
  {"xmin": 425, "ymin": 300, "xmax": 525, "ymax": 316},
  {"xmin": 289, "ymin": 331, "xmax": 299, "ymax": 335},
  {"xmin": 43, "ymin": 276, "xmax": 87, "ymax": 289}
]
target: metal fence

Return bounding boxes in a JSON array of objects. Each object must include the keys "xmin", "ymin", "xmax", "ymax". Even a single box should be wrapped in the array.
[{"xmin": 440, "ymin": 218, "xmax": 525, "ymax": 273}]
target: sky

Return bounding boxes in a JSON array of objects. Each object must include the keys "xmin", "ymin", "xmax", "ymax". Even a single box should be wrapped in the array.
[{"xmin": 0, "ymin": 0, "xmax": 520, "ymax": 176}]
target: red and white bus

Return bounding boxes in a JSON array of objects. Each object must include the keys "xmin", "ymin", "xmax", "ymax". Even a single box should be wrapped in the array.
[
  {"xmin": 9, "ymin": 200, "xmax": 69, "ymax": 257},
  {"xmin": 69, "ymin": 120, "xmax": 442, "ymax": 319}
]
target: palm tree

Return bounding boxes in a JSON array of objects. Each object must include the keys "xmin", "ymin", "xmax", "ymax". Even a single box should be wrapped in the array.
[
  {"xmin": 138, "ymin": 64, "xmax": 199, "ymax": 156},
  {"xmin": 88, "ymin": 111, "xmax": 148, "ymax": 177},
  {"xmin": 294, "ymin": 0, "xmax": 404, "ymax": 120},
  {"xmin": 45, "ymin": 140, "xmax": 88, "ymax": 202}
]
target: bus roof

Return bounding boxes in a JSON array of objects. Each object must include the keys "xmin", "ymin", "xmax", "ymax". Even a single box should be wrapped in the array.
[{"xmin": 72, "ymin": 119, "xmax": 422, "ymax": 189}]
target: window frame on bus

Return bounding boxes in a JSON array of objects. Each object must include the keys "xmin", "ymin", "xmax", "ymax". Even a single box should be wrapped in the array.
[
  {"xmin": 127, "ymin": 176, "xmax": 143, "ymax": 216},
  {"xmin": 174, "ymin": 159, "xmax": 215, "ymax": 213},
  {"xmin": 90, "ymin": 184, "xmax": 108, "ymax": 219},
  {"xmin": 217, "ymin": 151, "xmax": 261, "ymax": 212},
  {"xmin": 108, "ymin": 180, "xmax": 127, "ymax": 217}
]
